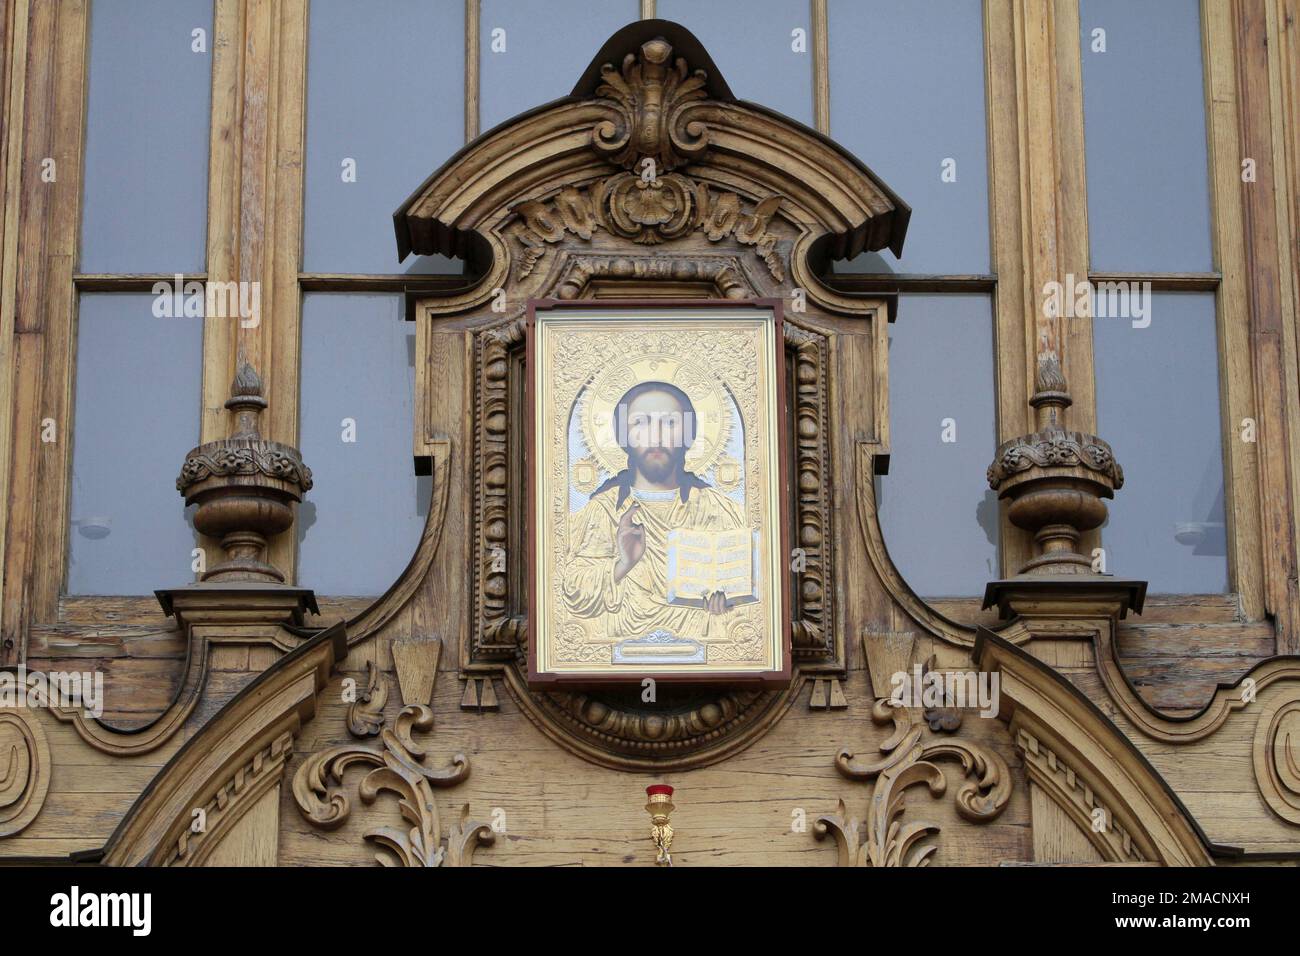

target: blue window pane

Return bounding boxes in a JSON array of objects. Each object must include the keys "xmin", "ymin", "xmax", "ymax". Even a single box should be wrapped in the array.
[
  {"xmin": 305, "ymin": 0, "xmax": 464, "ymax": 274},
  {"xmin": 658, "ymin": 0, "xmax": 813, "ymax": 126},
  {"xmin": 69, "ymin": 294, "xmax": 202, "ymax": 594},
  {"xmin": 1095, "ymin": 292, "xmax": 1226, "ymax": 592},
  {"xmin": 479, "ymin": 0, "xmax": 636, "ymax": 131},
  {"xmin": 81, "ymin": 0, "xmax": 212, "ymax": 273},
  {"xmin": 298, "ymin": 294, "xmax": 429, "ymax": 595},
  {"xmin": 1080, "ymin": 0, "xmax": 1212, "ymax": 272},
  {"xmin": 877, "ymin": 295, "xmax": 998, "ymax": 596},
  {"xmin": 828, "ymin": 0, "xmax": 989, "ymax": 275}
]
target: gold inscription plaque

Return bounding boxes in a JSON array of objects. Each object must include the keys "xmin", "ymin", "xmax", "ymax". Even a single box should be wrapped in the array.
[{"xmin": 528, "ymin": 303, "xmax": 789, "ymax": 682}]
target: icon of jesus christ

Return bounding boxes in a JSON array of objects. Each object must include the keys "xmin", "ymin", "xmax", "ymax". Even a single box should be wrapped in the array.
[{"xmin": 560, "ymin": 380, "xmax": 751, "ymax": 643}]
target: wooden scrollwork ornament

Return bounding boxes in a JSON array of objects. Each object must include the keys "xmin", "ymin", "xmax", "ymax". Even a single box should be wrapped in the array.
[
  {"xmin": 0, "ymin": 710, "xmax": 51, "ymax": 837},
  {"xmin": 293, "ymin": 666, "xmax": 494, "ymax": 867},
  {"xmin": 815, "ymin": 699, "xmax": 1011, "ymax": 866}
]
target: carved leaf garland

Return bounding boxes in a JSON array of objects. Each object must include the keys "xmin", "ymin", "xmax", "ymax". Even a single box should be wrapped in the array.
[{"xmin": 509, "ymin": 174, "xmax": 785, "ymax": 281}]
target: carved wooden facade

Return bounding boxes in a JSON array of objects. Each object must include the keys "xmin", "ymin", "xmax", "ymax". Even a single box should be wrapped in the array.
[{"xmin": 2, "ymin": 7, "xmax": 1300, "ymax": 869}]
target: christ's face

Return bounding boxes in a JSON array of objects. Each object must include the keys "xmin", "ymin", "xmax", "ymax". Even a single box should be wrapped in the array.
[{"xmin": 622, "ymin": 388, "xmax": 692, "ymax": 485}]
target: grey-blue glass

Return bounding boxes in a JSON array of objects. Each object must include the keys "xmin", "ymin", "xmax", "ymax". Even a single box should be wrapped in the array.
[
  {"xmin": 657, "ymin": 0, "xmax": 813, "ymax": 126},
  {"xmin": 479, "ymin": 0, "xmax": 637, "ymax": 131},
  {"xmin": 877, "ymin": 295, "xmax": 998, "ymax": 596},
  {"xmin": 1095, "ymin": 292, "xmax": 1227, "ymax": 592},
  {"xmin": 1080, "ymin": 0, "xmax": 1212, "ymax": 272},
  {"xmin": 304, "ymin": 0, "xmax": 464, "ymax": 275},
  {"xmin": 297, "ymin": 294, "xmax": 429, "ymax": 595},
  {"xmin": 828, "ymin": 0, "xmax": 989, "ymax": 275},
  {"xmin": 80, "ymin": 0, "xmax": 213, "ymax": 273},
  {"xmin": 68, "ymin": 295, "xmax": 202, "ymax": 594}
]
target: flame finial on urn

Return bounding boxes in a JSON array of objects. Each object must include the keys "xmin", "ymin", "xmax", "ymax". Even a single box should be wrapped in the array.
[
  {"xmin": 175, "ymin": 362, "xmax": 313, "ymax": 584},
  {"xmin": 985, "ymin": 353, "xmax": 1123, "ymax": 576}
]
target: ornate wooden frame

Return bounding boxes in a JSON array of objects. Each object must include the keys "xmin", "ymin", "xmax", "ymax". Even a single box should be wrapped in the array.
[
  {"xmin": 398, "ymin": 22, "xmax": 903, "ymax": 768},
  {"xmin": 522, "ymin": 296, "xmax": 794, "ymax": 686}
]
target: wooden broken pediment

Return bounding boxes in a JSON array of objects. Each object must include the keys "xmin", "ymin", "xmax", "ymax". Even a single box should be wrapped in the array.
[{"xmin": 392, "ymin": 20, "xmax": 909, "ymax": 278}]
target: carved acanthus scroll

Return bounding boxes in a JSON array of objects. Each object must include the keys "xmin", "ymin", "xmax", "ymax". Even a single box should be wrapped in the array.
[
  {"xmin": 292, "ymin": 704, "xmax": 491, "ymax": 867},
  {"xmin": 591, "ymin": 36, "xmax": 709, "ymax": 171},
  {"xmin": 815, "ymin": 699, "xmax": 1011, "ymax": 866},
  {"xmin": 292, "ymin": 639, "xmax": 494, "ymax": 867}
]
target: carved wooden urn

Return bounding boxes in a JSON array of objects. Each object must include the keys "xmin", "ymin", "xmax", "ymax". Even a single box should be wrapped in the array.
[
  {"xmin": 986, "ymin": 356, "xmax": 1123, "ymax": 575},
  {"xmin": 176, "ymin": 363, "xmax": 313, "ymax": 583}
]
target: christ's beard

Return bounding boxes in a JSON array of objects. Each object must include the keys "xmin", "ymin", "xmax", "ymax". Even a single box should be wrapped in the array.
[{"xmin": 629, "ymin": 446, "xmax": 685, "ymax": 485}]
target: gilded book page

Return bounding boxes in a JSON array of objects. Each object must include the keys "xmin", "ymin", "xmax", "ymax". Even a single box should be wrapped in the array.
[
  {"xmin": 533, "ymin": 307, "xmax": 785, "ymax": 676},
  {"xmin": 665, "ymin": 529, "xmax": 759, "ymax": 608}
]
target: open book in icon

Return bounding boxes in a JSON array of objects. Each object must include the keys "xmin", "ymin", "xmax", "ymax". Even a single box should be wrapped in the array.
[{"xmin": 665, "ymin": 528, "xmax": 761, "ymax": 608}]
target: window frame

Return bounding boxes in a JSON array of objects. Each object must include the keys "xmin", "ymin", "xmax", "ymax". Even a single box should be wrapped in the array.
[{"xmin": 2, "ymin": 0, "xmax": 1297, "ymax": 664}]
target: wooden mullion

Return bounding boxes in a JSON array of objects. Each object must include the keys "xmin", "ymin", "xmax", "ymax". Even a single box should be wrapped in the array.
[
  {"xmin": 201, "ymin": 0, "xmax": 309, "ymax": 582},
  {"xmin": 811, "ymin": 0, "xmax": 829, "ymax": 135},
  {"xmin": 1203, "ymin": 0, "xmax": 1266, "ymax": 621},
  {"xmin": 1277, "ymin": 0, "xmax": 1300, "ymax": 645},
  {"xmin": 0, "ymin": 0, "xmax": 88, "ymax": 660},
  {"xmin": 1232, "ymin": 0, "xmax": 1300, "ymax": 646},
  {"xmin": 465, "ymin": 0, "xmax": 479, "ymax": 142},
  {"xmin": 984, "ymin": 0, "xmax": 1034, "ymax": 575},
  {"xmin": 1196, "ymin": 1, "xmax": 1289, "ymax": 634},
  {"xmin": 0, "ymin": 0, "xmax": 29, "ymax": 661},
  {"xmin": 264, "ymin": 0, "xmax": 309, "ymax": 579}
]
